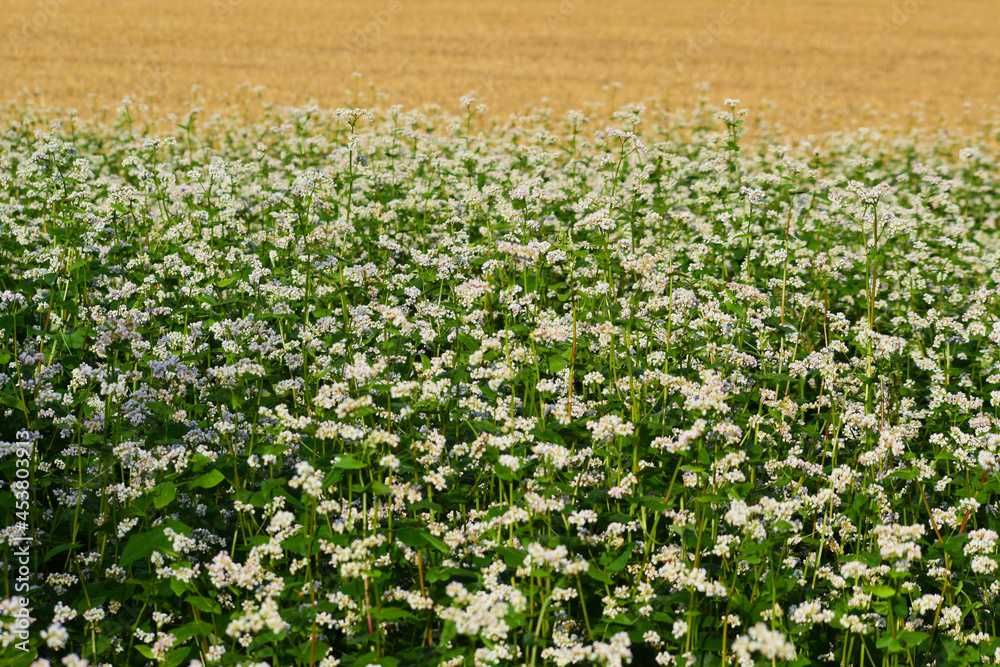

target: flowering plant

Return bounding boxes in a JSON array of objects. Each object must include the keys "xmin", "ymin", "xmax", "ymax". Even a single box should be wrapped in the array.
[{"xmin": 1, "ymin": 100, "xmax": 998, "ymax": 666}]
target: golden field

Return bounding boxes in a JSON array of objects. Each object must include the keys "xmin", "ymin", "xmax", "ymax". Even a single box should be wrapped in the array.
[{"xmin": 1, "ymin": 0, "xmax": 998, "ymax": 133}]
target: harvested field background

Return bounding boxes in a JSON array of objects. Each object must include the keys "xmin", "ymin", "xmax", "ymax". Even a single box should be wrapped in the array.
[{"xmin": 1, "ymin": 0, "xmax": 998, "ymax": 132}]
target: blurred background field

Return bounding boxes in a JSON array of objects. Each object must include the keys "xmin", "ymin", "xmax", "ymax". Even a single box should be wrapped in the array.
[{"xmin": 1, "ymin": 0, "xmax": 998, "ymax": 133}]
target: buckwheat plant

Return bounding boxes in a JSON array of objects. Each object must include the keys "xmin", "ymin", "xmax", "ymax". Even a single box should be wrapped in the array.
[{"xmin": 0, "ymin": 99, "xmax": 998, "ymax": 667}]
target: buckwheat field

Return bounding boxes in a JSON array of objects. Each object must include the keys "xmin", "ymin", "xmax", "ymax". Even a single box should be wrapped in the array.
[{"xmin": 1, "ymin": 85, "xmax": 1000, "ymax": 667}]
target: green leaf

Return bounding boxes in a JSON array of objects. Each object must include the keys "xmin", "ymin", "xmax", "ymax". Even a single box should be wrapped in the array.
[
  {"xmin": 394, "ymin": 527, "xmax": 424, "ymax": 549},
  {"xmin": 898, "ymin": 630, "xmax": 929, "ymax": 648},
  {"xmin": 426, "ymin": 566, "xmax": 476, "ymax": 582},
  {"xmin": 439, "ymin": 620, "xmax": 457, "ymax": 646},
  {"xmin": 190, "ymin": 469, "xmax": 226, "ymax": 489},
  {"xmin": 44, "ymin": 542, "xmax": 79, "ymax": 562},
  {"xmin": 164, "ymin": 646, "xmax": 192, "ymax": 667},
  {"xmin": 422, "ymin": 532, "xmax": 449, "ymax": 553},
  {"xmin": 173, "ymin": 621, "xmax": 213, "ymax": 642},
  {"xmin": 281, "ymin": 532, "xmax": 311, "ymax": 556},
  {"xmin": 5, "ymin": 650, "xmax": 37, "ymax": 667},
  {"xmin": 187, "ymin": 596, "xmax": 221, "ymax": 614},
  {"xmin": 121, "ymin": 528, "xmax": 167, "ymax": 566},
  {"xmin": 890, "ymin": 467, "xmax": 918, "ymax": 481},
  {"xmin": 870, "ymin": 585, "xmax": 896, "ymax": 599},
  {"xmin": 875, "ymin": 636, "xmax": 903, "ymax": 653},
  {"xmin": 249, "ymin": 477, "xmax": 288, "ymax": 507},
  {"xmin": 373, "ymin": 607, "xmax": 414, "ymax": 621},
  {"xmin": 607, "ymin": 614, "xmax": 636, "ymax": 626},
  {"xmin": 548, "ymin": 354, "xmax": 568, "ymax": 372},
  {"xmin": 333, "ymin": 455, "xmax": 367, "ymax": 470},
  {"xmin": 587, "ymin": 566, "xmax": 612, "ymax": 584},
  {"xmin": 638, "ymin": 495, "xmax": 669, "ymax": 512},
  {"xmin": 153, "ymin": 481, "xmax": 177, "ymax": 509},
  {"xmin": 394, "ymin": 527, "xmax": 448, "ymax": 553},
  {"xmin": 169, "ymin": 578, "xmax": 188, "ymax": 596},
  {"xmin": 497, "ymin": 546, "xmax": 526, "ymax": 568},
  {"xmin": 606, "ymin": 546, "xmax": 631, "ymax": 573},
  {"xmin": 65, "ymin": 329, "xmax": 89, "ymax": 349}
]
